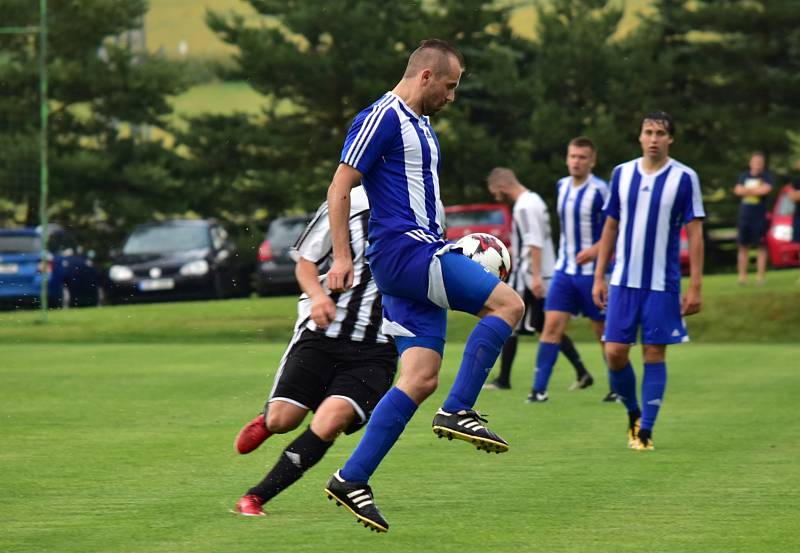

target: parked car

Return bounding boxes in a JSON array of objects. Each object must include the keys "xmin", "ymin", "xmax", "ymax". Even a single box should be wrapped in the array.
[
  {"xmin": 0, "ymin": 225, "xmax": 102, "ymax": 309},
  {"xmin": 444, "ymin": 203, "xmax": 512, "ymax": 247},
  {"xmin": 766, "ymin": 184, "xmax": 800, "ymax": 268},
  {"xmin": 106, "ymin": 219, "xmax": 248, "ymax": 304},
  {"xmin": 255, "ymin": 214, "xmax": 313, "ymax": 296}
]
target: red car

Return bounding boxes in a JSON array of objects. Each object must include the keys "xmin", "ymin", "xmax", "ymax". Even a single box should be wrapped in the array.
[
  {"xmin": 444, "ymin": 203, "xmax": 512, "ymax": 248},
  {"xmin": 766, "ymin": 184, "xmax": 800, "ymax": 268}
]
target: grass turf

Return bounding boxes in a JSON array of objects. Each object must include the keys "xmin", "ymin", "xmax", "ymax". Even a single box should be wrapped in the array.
[{"xmin": 2, "ymin": 342, "xmax": 799, "ymax": 553}]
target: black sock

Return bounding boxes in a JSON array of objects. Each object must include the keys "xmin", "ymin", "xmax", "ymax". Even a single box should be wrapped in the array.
[
  {"xmin": 638, "ymin": 428, "xmax": 652, "ymax": 443},
  {"xmin": 247, "ymin": 427, "xmax": 332, "ymax": 502},
  {"xmin": 629, "ymin": 409, "xmax": 642, "ymax": 426},
  {"xmin": 559, "ymin": 334, "xmax": 587, "ymax": 377},
  {"xmin": 497, "ymin": 334, "xmax": 518, "ymax": 386}
]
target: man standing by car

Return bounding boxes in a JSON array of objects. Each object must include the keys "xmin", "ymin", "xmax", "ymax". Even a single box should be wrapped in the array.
[
  {"xmin": 232, "ymin": 186, "xmax": 397, "ymax": 517},
  {"xmin": 734, "ymin": 151, "xmax": 773, "ymax": 285}
]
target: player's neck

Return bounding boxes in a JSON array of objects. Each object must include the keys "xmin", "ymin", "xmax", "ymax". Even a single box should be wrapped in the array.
[
  {"xmin": 571, "ymin": 174, "xmax": 590, "ymax": 187},
  {"xmin": 641, "ymin": 155, "xmax": 670, "ymax": 175},
  {"xmin": 392, "ymin": 82, "xmax": 422, "ymax": 117}
]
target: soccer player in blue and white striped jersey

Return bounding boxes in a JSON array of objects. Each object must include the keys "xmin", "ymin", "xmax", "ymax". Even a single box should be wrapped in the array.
[
  {"xmin": 593, "ymin": 112, "xmax": 705, "ymax": 451},
  {"xmin": 323, "ymin": 40, "xmax": 524, "ymax": 532},
  {"xmin": 528, "ymin": 137, "xmax": 616, "ymax": 402}
]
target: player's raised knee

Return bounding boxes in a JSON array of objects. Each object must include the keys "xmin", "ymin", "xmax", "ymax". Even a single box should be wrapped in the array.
[{"xmin": 483, "ymin": 281, "xmax": 524, "ymax": 326}]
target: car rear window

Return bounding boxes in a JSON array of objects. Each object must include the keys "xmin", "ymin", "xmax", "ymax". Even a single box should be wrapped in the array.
[
  {"xmin": 267, "ymin": 218, "xmax": 310, "ymax": 248},
  {"xmin": 123, "ymin": 225, "xmax": 211, "ymax": 254},
  {"xmin": 446, "ymin": 209, "xmax": 506, "ymax": 227},
  {"xmin": 0, "ymin": 235, "xmax": 40, "ymax": 253}
]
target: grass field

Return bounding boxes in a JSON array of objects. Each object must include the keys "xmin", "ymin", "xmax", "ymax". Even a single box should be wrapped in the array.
[{"xmin": 3, "ymin": 341, "xmax": 798, "ymax": 553}]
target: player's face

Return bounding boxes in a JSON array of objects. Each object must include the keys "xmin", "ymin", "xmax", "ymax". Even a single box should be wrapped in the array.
[
  {"xmin": 566, "ymin": 145, "xmax": 595, "ymax": 179},
  {"xmin": 488, "ymin": 182, "xmax": 509, "ymax": 203},
  {"xmin": 639, "ymin": 120, "xmax": 673, "ymax": 161},
  {"xmin": 421, "ymin": 56, "xmax": 462, "ymax": 116}
]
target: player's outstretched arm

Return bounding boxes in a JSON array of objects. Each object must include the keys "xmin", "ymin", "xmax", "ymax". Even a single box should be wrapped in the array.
[
  {"xmin": 682, "ymin": 218, "xmax": 704, "ymax": 316},
  {"xmin": 295, "ymin": 258, "xmax": 337, "ymax": 328},
  {"xmin": 327, "ymin": 163, "xmax": 362, "ymax": 291},
  {"xmin": 592, "ymin": 217, "xmax": 618, "ymax": 309}
]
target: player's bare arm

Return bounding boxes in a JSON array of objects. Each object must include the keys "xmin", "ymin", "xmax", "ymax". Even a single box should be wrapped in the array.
[
  {"xmin": 575, "ymin": 243, "xmax": 600, "ymax": 265},
  {"xmin": 327, "ymin": 163, "xmax": 363, "ymax": 291},
  {"xmin": 592, "ymin": 217, "xmax": 618, "ymax": 309},
  {"xmin": 295, "ymin": 257, "xmax": 337, "ymax": 328},
  {"xmin": 529, "ymin": 245, "xmax": 545, "ymax": 299},
  {"xmin": 681, "ymin": 218, "xmax": 704, "ymax": 316}
]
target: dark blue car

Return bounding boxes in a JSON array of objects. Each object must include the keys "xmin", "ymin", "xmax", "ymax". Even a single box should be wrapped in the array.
[{"xmin": 0, "ymin": 225, "xmax": 102, "ymax": 309}]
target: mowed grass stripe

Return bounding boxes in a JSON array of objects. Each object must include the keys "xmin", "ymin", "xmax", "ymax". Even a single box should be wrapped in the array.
[{"xmin": 2, "ymin": 343, "xmax": 798, "ymax": 553}]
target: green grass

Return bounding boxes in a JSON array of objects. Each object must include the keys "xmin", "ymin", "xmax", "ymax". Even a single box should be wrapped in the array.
[
  {"xmin": 2, "ymin": 270, "xmax": 798, "ymax": 344},
  {"xmin": 2, "ymin": 342, "xmax": 798, "ymax": 552}
]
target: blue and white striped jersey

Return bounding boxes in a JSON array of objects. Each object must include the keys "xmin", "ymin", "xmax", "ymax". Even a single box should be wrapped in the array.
[
  {"xmin": 604, "ymin": 158, "xmax": 704, "ymax": 293},
  {"xmin": 554, "ymin": 174, "xmax": 609, "ymax": 276},
  {"xmin": 340, "ymin": 92, "xmax": 445, "ymax": 254}
]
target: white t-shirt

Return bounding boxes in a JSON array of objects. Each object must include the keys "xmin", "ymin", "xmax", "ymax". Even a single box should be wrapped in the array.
[{"xmin": 509, "ymin": 190, "xmax": 555, "ymax": 293}]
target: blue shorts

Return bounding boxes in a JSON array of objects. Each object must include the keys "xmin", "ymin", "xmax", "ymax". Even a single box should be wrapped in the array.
[
  {"xmin": 603, "ymin": 285, "xmax": 688, "ymax": 345},
  {"xmin": 544, "ymin": 271, "xmax": 605, "ymax": 321},
  {"xmin": 369, "ymin": 233, "xmax": 501, "ymax": 351}
]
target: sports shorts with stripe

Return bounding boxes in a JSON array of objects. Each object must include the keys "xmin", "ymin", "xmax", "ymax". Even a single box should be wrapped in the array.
[
  {"xmin": 268, "ymin": 329, "xmax": 398, "ymax": 434},
  {"xmin": 602, "ymin": 285, "xmax": 688, "ymax": 345}
]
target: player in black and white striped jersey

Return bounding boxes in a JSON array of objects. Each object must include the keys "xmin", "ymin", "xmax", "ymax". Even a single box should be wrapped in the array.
[{"xmin": 232, "ymin": 186, "xmax": 397, "ymax": 517}]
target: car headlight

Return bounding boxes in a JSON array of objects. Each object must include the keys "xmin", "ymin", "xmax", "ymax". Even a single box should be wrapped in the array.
[
  {"xmin": 771, "ymin": 224, "xmax": 793, "ymax": 242},
  {"xmin": 109, "ymin": 265, "xmax": 133, "ymax": 281},
  {"xmin": 180, "ymin": 259, "xmax": 209, "ymax": 276}
]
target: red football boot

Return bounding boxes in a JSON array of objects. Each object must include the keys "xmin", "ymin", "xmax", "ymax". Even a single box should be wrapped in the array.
[
  {"xmin": 235, "ymin": 495, "xmax": 265, "ymax": 517},
  {"xmin": 234, "ymin": 413, "xmax": 272, "ymax": 454}
]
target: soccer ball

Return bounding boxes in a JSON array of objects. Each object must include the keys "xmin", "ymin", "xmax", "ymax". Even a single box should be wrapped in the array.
[{"xmin": 456, "ymin": 232, "xmax": 511, "ymax": 281}]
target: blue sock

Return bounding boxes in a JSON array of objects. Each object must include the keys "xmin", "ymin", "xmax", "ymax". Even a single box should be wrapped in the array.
[
  {"xmin": 340, "ymin": 387, "xmax": 417, "ymax": 483},
  {"xmin": 609, "ymin": 362, "xmax": 639, "ymax": 413},
  {"xmin": 641, "ymin": 362, "xmax": 667, "ymax": 431},
  {"xmin": 533, "ymin": 341, "xmax": 560, "ymax": 392},
  {"xmin": 443, "ymin": 315, "xmax": 513, "ymax": 412}
]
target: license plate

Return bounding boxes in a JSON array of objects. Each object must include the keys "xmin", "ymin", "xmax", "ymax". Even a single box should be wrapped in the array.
[
  {"xmin": 0, "ymin": 263, "xmax": 19, "ymax": 274},
  {"xmin": 138, "ymin": 278, "xmax": 175, "ymax": 291}
]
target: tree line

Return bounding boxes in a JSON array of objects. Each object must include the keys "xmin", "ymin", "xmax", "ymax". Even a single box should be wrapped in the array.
[{"xmin": 1, "ymin": 0, "xmax": 798, "ymax": 266}]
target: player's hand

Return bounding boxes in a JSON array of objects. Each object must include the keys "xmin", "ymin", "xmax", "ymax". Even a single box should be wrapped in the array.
[
  {"xmin": 327, "ymin": 257, "xmax": 354, "ymax": 292},
  {"xmin": 575, "ymin": 247, "xmax": 597, "ymax": 265},
  {"xmin": 531, "ymin": 276, "xmax": 546, "ymax": 299},
  {"xmin": 592, "ymin": 278, "xmax": 607, "ymax": 310},
  {"xmin": 681, "ymin": 286, "xmax": 702, "ymax": 316},
  {"xmin": 310, "ymin": 295, "xmax": 337, "ymax": 328}
]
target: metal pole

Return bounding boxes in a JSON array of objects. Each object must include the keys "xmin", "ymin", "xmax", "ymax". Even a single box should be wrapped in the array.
[{"xmin": 38, "ymin": 0, "xmax": 49, "ymax": 322}]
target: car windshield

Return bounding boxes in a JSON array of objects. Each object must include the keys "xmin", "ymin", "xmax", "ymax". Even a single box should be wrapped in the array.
[
  {"xmin": 446, "ymin": 209, "xmax": 505, "ymax": 227},
  {"xmin": 0, "ymin": 235, "xmax": 40, "ymax": 253},
  {"xmin": 267, "ymin": 218, "xmax": 310, "ymax": 248},
  {"xmin": 123, "ymin": 225, "xmax": 210, "ymax": 254}
]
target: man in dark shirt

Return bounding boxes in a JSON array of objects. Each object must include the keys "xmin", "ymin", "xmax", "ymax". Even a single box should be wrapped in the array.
[{"xmin": 733, "ymin": 152, "xmax": 772, "ymax": 285}]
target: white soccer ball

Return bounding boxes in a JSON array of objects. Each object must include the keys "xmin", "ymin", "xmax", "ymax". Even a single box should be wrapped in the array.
[{"xmin": 456, "ymin": 232, "xmax": 511, "ymax": 281}]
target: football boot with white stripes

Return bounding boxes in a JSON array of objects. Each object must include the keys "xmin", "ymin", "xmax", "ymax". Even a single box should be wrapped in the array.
[
  {"xmin": 325, "ymin": 470, "xmax": 389, "ymax": 533},
  {"xmin": 431, "ymin": 408, "xmax": 509, "ymax": 453}
]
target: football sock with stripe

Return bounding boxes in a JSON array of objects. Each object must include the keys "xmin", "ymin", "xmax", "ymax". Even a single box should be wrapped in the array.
[
  {"xmin": 532, "ymin": 341, "xmax": 560, "ymax": 392},
  {"xmin": 443, "ymin": 315, "xmax": 513, "ymax": 412},
  {"xmin": 641, "ymin": 362, "xmax": 667, "ymax": 430},
  {"xmin": 247, "ymin": 427, "xmax": 331, "ymax": 502},
  {"xmin": 609, "ymin": 362, "xmax": 639, "ymax": 413},
  {"xmin": 559, "ymin": 334, "xmax": 588, "ymax": 377},
  {"xmin": 340, "ymin": 387, "xmax": 417, "ymax": 484},
  {"xmin": 496, "ymin": 334, "xmax": 518, "ymax": 386}
]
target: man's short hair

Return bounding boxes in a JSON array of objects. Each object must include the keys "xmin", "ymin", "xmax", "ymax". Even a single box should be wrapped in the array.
[
  {"xmin": 640, "ymin": 111, "xmax": 675, "ymax": 136},
  {"xmin": 404, "ymin": 39, "xmax": 465, "ymax": 78},
  {"xmin": 568, "ymin": 136, "xmax": 596, "ymax": 152},
  {"xmin": 487, "ymin": 167, "xmax": 517, "ymax": 187}
]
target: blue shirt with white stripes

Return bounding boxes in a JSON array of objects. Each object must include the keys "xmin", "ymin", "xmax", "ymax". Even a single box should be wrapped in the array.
[
  {"xmin": 340, "ymin": 92, "xmax": 445, "ymax": 256},
  {"xmin": 604, "ymin": 157, "xmax": 704, "ymax": 293},
  {"xmin": 554, "ymin": 174, "xmax": 609, "ymax": 276}
]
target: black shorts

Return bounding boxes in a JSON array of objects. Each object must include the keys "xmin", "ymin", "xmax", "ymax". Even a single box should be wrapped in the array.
[
  {"xmin": 737, "ymin": 217, "xmax": 768, "ymax": 247},
  {"xmin": 269, "ymin": 329, "xmax": 397, "ymax": 434},
  {"xmin": 517, "ymin": 288, "xmax": 544, "ymax": 336}
]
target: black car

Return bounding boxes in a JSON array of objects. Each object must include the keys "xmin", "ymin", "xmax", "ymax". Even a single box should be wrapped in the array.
[
  {"xmin": 255, "ymin": 214, "xmax": 313, "ymax": 296},
  {"xmin": 106, "ymin": 219, "xmax": 248, "ymax": 304}
]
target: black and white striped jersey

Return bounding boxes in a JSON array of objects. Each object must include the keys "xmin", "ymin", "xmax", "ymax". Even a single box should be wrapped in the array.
[{"xmin": 291, "ymin": 186, "xmax": 390, "ymax": 344}]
